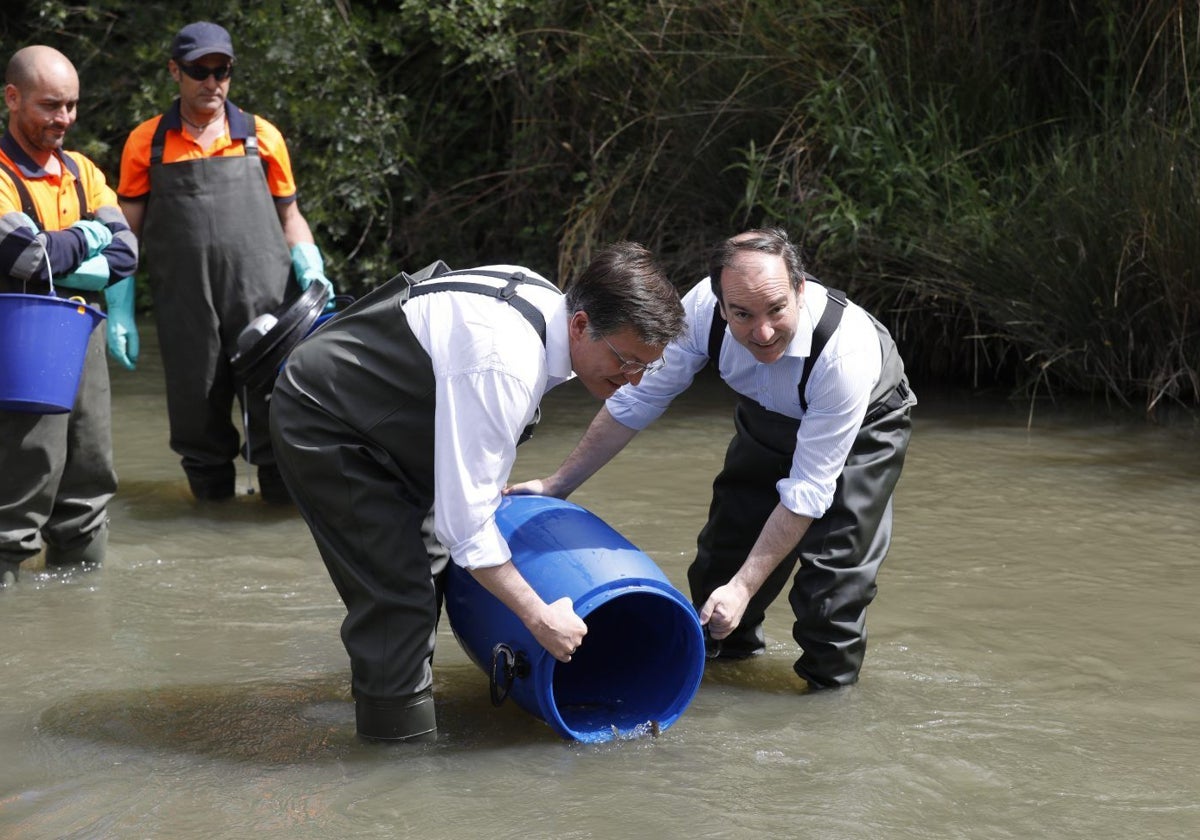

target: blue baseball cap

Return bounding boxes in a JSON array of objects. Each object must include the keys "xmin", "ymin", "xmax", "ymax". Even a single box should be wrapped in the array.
[{"xmin": 171, "ymin": 22, "xmax": 235, "ymax": 62}]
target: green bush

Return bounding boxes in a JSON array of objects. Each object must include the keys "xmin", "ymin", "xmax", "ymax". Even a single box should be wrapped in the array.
[{"xmin": 5, "ymin": 0, "xmax": 1196, "ymax": 413}]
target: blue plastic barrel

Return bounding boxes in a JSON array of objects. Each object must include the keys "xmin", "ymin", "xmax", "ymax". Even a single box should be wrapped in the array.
[
  {"xmin": 445, "ymin": 495, "xmax": 706, "ymax": 742},
  {"xmin": 0, "ymin": 293, "xmax": 105, "ymax": 413}
]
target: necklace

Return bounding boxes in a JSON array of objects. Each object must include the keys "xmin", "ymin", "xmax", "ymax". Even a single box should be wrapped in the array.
[{"xmin": 180, "ymin": 110, "xmax": 224, "ymax": 133}]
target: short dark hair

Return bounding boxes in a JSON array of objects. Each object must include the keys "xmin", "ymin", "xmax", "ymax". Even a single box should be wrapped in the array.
[
  {"xmin": 565, "ymin": 241, "xmax": 684, "ymax": 347},
  {"xmin": 707, "ymin": 227, "xmax": 806, "ymax": 303}
]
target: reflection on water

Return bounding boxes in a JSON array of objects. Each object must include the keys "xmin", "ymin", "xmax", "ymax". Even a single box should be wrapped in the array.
[
  {"xmin": 2, "ymin": 327, "xmax": 1198, "ymax": 839},
  {"xmin": 37, "ymin": 668, "xmax": 561, "ymax": 766},
  {"xmin": 40, "ymin": 676, "xmax": 361, "ymax": 765}
]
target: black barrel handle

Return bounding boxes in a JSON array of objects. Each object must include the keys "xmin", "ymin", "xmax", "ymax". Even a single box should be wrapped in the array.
[{"xmin": 489, "ymin": 643, "xmax": 530, "ymax": 706}]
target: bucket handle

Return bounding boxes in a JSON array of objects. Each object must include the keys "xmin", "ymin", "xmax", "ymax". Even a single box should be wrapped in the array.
[
  {"xmin": 489, "ymin": 643, "xmax": 530, "ymax": 707},
  {"xmin": 26, "ymin": 236, "xmax": 74, "ymax": 301},
  {"xmin": 26, "ymin": 236, "xmax": 57, "ymax": 296}
]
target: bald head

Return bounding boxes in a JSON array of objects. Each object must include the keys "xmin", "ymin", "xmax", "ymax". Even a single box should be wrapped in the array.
[
  {"xmin": 6, "ymin": 45, "xmax": 77, "ymax": 91},
  {"xmin": 5, "ymin": 45, "xmax": 80, "ymax": 162}
]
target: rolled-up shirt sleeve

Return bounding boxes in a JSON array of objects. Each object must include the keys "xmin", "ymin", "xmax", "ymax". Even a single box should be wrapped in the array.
[
  {"xmin": 777, "ymin": 340, "xmax": 876, "ymax": 519},
  {"xmin": 434, "ymin": 367, "xmax": 540, "ymax": 570},
  {"xmin": 405, "ymin": 272, "xmax": 564, "ymax": 572}
]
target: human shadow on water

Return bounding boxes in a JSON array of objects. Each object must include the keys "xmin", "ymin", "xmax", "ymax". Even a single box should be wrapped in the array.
[
  {"xmin": 37, "ymin": 666, "xmax": 559, "ymax": 765},
  {"xmin": 698, "ymin": 651, "xmax": 813, "ymax": 696},
  {"xmin": 111, "ymin": 477, "xmax": 303, "ymax": 525}
]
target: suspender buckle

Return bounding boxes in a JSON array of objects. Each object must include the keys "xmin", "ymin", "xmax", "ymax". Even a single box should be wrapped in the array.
[{"xmin": 499, "ymin": 272, "xmax": 526, "ymax": 300}]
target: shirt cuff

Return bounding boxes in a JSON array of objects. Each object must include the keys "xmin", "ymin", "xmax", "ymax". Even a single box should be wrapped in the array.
[
  {"xmin": 448, "ymin": 517, "xmax": 513, "ymax": 571},
  {"xmin": 776, "ymin": 477, "xmax": 834, "ymax": 520}
]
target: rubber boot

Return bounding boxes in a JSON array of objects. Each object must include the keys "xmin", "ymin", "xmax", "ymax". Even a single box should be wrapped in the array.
[
  {"xmin": 1, "ymin": 557, "xmax": 19, "ymax": 588},
  {"xmin": 186, "ymin": 463, "xmax": 236, "ymax": 501},
  {"xmin": 355, "ymin": 688, "xmax": 437, "ymax": 743},
  {"xmin": 256, "ymin": 463, "xmax": 293, "ymax": 505},
  {"xmin": 45, "ymin": 523, "xmax": 107, "ymax": 569}
]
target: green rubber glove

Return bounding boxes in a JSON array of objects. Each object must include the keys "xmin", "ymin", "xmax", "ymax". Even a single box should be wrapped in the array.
[
  {"xmin": 57, "ymin": 254, "xmax": 111, "ymax": 291},
  {"xmin": 290, "ymin": 242, "xmax": 334, "ymax": 306},
  {"xmin": 103, "ymin": 276, "xmax": 139, "ymax": 370},
  {"xmin": 69, "ymin": 219, "xmax": 113, "ymax": 257}
]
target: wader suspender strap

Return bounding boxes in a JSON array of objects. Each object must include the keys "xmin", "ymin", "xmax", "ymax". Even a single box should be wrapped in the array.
[
  {"xmin": 405, "ymin": 269, "xmax": 561, "ymax": 346},
  {"xmin": 150, "ymin": 103, "xmax": 260, "ymax": 167},
  {"xmin": 706, "ymin": 296, "xmax": 725, "ymax": 364},
  {"xmin": 0, "ymin": 154, "xmax": 89, "ymax": 229},
  {"xmin": 797, "ymin": 287, "xmax": 847, "ymax": 412},
  {"xmin": 707, "ymin": 285, "xmax": 848, "ymax": 412}
]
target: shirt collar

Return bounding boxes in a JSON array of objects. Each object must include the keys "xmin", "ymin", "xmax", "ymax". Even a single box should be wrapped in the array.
[
  {"xmin": 543, "ymin": 297, "xmax": 575, "ymax": 388},
  {"xmin": 0, "ymin": 131, "xmax": 61, "ymax": 179},
  {"xmin": 164, "ymin": 99, "xmax": 253, "ymax": 140}
]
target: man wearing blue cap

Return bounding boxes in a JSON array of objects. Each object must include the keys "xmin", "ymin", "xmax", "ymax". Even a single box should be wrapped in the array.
[{"xmin": 118, "ymin": 21, "xmax": 333, "ymax": 504}]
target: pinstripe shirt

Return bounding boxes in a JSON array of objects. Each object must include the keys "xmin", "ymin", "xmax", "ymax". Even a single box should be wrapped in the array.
[{"xmin": 606, "ymin": 277, "xmax": 882, "ymax": 519}]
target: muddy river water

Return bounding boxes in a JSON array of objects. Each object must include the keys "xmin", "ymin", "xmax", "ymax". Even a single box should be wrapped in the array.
[{"xmin": 2, "ymin": 328, "xmax": 1197, "ymax": 839}]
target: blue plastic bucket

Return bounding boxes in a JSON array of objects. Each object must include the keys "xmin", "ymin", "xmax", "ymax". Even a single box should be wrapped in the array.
[
  {"xmin": 445, "ymin": 495, "xmax": 706, "ymax": 742},
  {"xmin": 305, "ymin": 295, "xmax": 354, "ymax": 337},
  {"xmin": 0, "ymin": 292, "xmax": 105, "ymax": 413},
  {"xmin": 310, "ymin": 309, "xmax": 339, "ymax": 332}
]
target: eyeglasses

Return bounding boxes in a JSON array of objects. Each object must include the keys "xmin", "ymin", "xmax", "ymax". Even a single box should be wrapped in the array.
[
  {"xmin": 178, "ymin": 62, "xmax": 234, "ymax": 82},
  {"xmin": 602, "ymin": 336, "xmax": 666, "ymax": 376}
]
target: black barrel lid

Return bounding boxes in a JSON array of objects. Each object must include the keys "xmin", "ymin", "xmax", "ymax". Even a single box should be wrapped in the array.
[{"xmin": 231, "ymin": 283, "xmax": 331, "ymax": 393}]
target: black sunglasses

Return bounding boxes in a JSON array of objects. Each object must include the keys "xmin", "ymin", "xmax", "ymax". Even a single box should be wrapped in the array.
[{"xmin": 178, "ymin": 62, "xmax": 234, "ymax": 82}]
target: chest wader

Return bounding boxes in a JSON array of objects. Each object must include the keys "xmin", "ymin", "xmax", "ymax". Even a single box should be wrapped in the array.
[
  {"xmin": 691, "ymin": 289, "xmax": 917, "ymax": 689},
  {"xmin": 0, "ymin": 157, "xmax": 116, "ymax": 580},
  {"xmin": 269, "ymin": 267, "xmax": 557, "ymax": 741},
  {"xmin": 143, "ymin": 106, "xmax": 291, "ymax": 499}
]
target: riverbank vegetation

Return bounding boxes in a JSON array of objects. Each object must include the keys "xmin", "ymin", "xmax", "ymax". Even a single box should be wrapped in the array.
[{"xmin": 6, "ymin": 1, "xmax": 1197, "ymax": 414}]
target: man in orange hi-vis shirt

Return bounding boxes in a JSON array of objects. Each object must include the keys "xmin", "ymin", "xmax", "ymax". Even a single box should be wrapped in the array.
[
  {"xmin": 118, "ymin": 21, "xmax": 332, "ymax": 505},
  {"xmin": 0, "ymin": 45, "xmax": 139, "ymax": 587}
]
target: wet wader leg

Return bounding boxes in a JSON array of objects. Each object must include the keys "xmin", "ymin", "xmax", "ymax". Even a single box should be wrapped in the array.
[
  {"xmin": 688, "ymin": 404, "xmax": 798, "ymax": 658},
  {"xmin": 152, "ymin": 278, "xmax": 239, "ymax": 499},
  {"xmin": 233, "ymin": 360, "xmax": 288, "ymax": 502},
  {"xmin": 270, "ymin": 388, "xmax": 440, "ymax": 742},
  {"xmin": 788, "ymin": 404, "xmax": 912, "ymax": 688},
  {"xmin": 0, "ymin": 410, "xmax": 62, "ymax": 579},
  {"xmin": 144, "ymin": 145, "xmax": 292, "ymax": 500},
  {"xmin": 43, "ymin": 329, "xmax": 116, "ymax": 567}
]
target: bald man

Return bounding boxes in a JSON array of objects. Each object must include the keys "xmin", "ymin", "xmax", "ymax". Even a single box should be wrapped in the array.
[{"xmin": 0, "ymin": 45, "xmax": 139, "ymax": 587}]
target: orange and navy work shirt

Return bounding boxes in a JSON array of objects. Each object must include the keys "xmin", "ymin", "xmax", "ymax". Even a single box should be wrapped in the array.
[
  {"xmin": 118, "ymin": 100, "xmax": 298, "ymax": 204},
  {"xmin": 0, "ymin": 131, "xmax": 136, "ymax": 287}
]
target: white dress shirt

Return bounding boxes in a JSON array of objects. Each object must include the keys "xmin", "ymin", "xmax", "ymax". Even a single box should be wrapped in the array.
[
  {"xmin": 606, "ymin": 277, "xmax": 882, "ymax": 519},
  {"xmin": 404, "ymin": 266, "xmax": 574, "ymax": 570}
]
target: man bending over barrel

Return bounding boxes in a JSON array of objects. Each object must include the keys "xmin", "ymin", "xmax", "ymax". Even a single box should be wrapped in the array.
[{"xmin": 270, "ymin": 243, "xmax": 684, "ymax": 741}]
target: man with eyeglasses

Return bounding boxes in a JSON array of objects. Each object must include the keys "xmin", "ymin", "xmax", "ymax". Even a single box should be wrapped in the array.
[
  {"xmin": 269, "ymin": 242, "xmax": 684, "ymax": 741},
  {"xmin": 117, "ymin": 21, "xmax": 332, "ymax": 504},
  {"xmin": 511, "ymin": 228, "xmax": 916, "ymax": 693}
]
